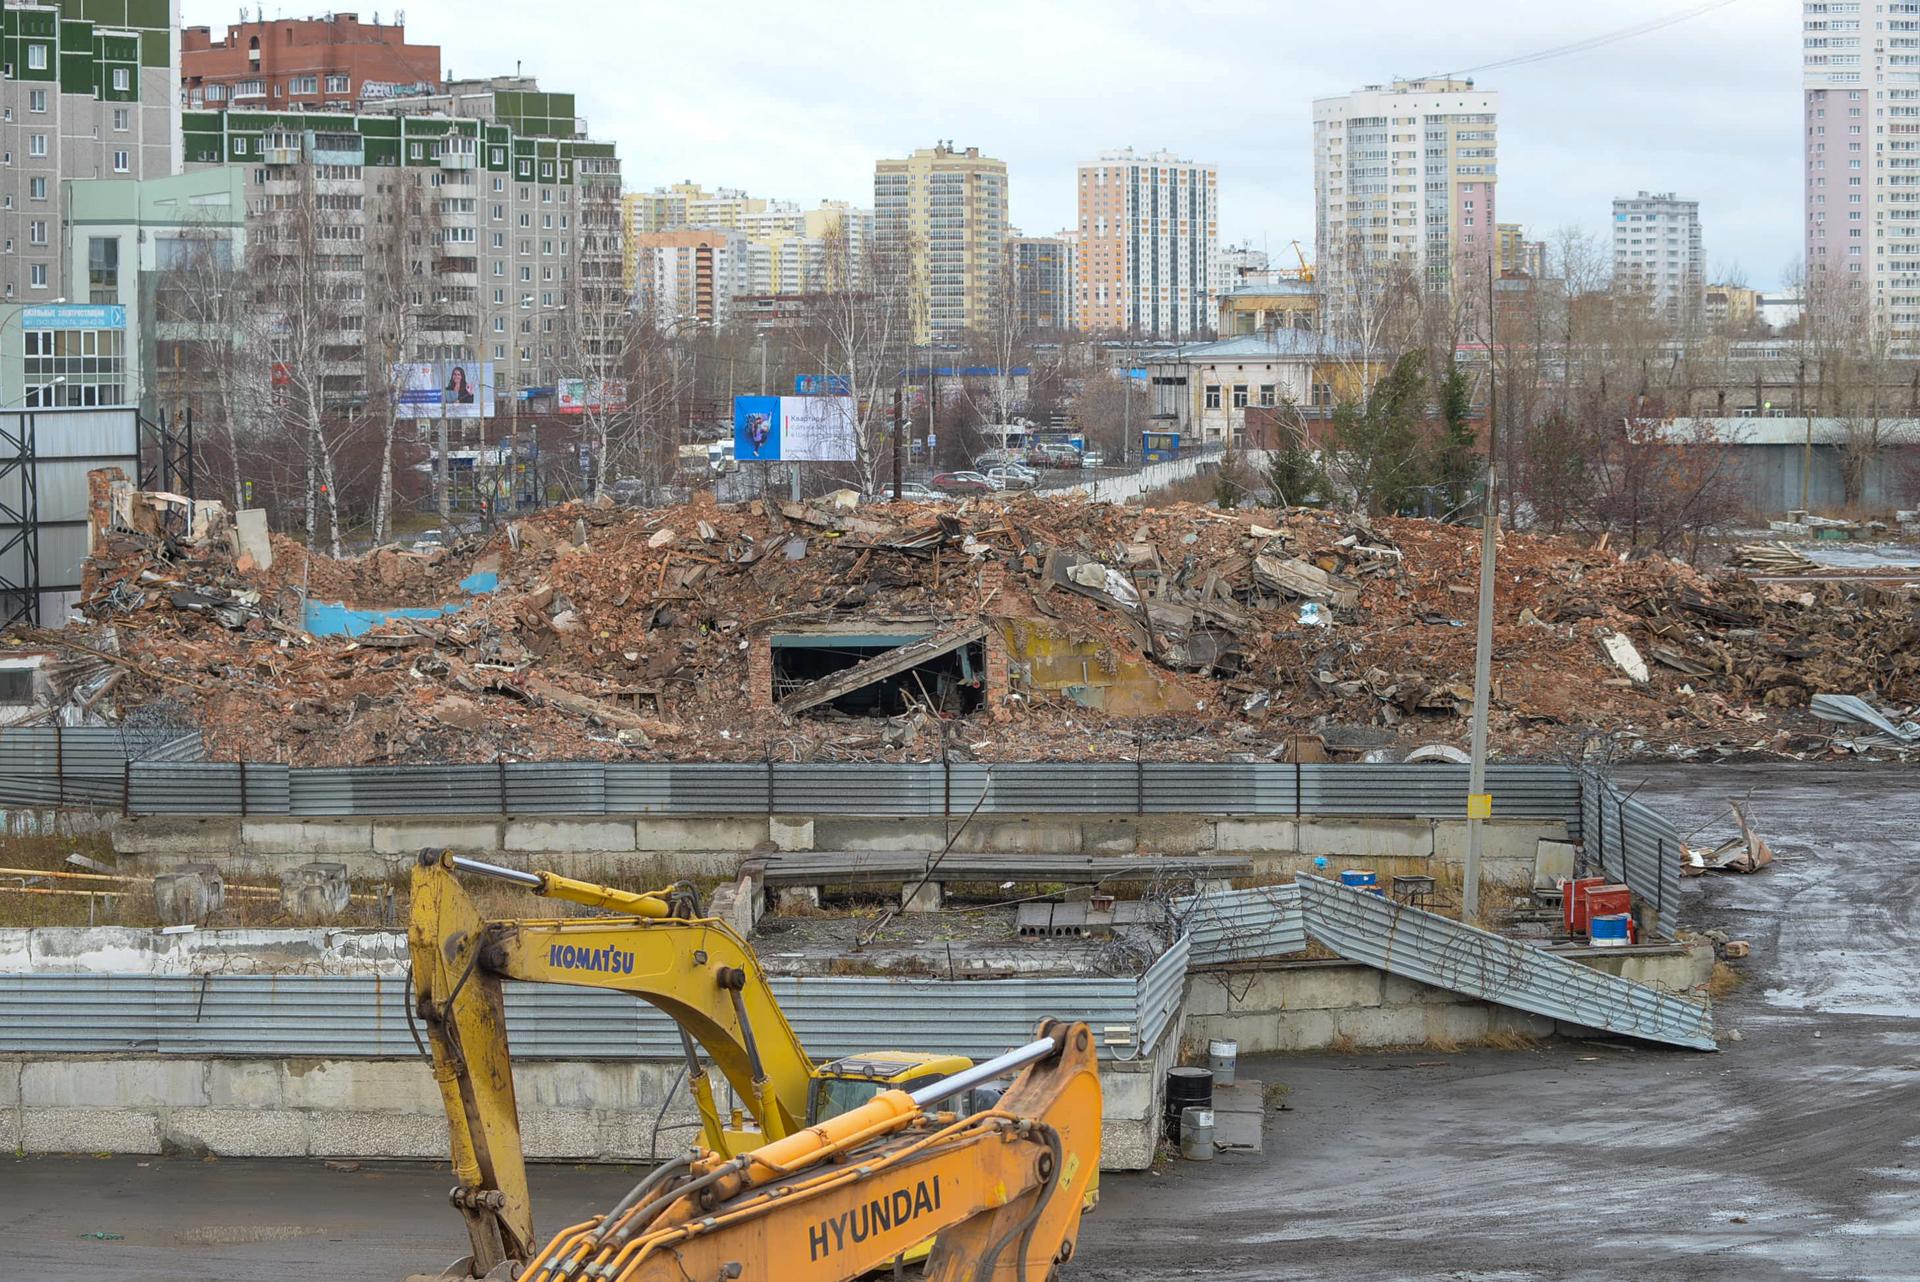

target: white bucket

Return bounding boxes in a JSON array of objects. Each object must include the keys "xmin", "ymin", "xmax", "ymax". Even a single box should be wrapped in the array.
[{"xmin": 1179, "ymin": 1106, "xmax": 1215, "ymax": 1161}]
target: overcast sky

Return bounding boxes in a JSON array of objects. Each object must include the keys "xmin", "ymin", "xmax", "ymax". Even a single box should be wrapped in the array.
[{"xmin": 186, "ymin": 0, "xmax": 1800, "ymax": 288}]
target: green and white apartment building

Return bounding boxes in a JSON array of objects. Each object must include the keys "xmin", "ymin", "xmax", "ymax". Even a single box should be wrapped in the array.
[{"xmin": 179, "ymin": 78, "xmax": 625, "ymax": 410}]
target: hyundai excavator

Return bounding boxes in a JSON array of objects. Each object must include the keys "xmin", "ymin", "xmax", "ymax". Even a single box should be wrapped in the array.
[{"xmin": 407, "ymin": 850, "xmax": 1100, "ymax": 1279}]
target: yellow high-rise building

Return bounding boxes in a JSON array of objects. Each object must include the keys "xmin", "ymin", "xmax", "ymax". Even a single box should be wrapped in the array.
[{"xmin": 874, "ymin": 143, "xmax": 1009, "ymax": 343}]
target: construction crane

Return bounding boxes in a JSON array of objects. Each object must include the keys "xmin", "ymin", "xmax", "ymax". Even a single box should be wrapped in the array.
[
  {"xmin": 1288, "ymin": 240, "xmax": 1314, "ymax": 284},
  {"xmin": 456, "ymin": 1021, "xmax": 1102, "ymax": 1282},
  {"xmin": 406, "ymin": 850, "xmax": 996, "ymax": 1278}
]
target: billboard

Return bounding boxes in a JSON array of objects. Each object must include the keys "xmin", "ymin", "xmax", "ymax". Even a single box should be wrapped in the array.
[
  {"xmin": 22, "ymin": 304, "xmax": 125, "ymax": 331},
  {"xmin": 794, "ymin": 374, "xmax": 851, "ymax": 396},
  {"xmin": 732, "ymin": 395, "xmax": 857, "ymax": 463},
  {"xmin": 556, "ymin": 378, "xmax": 629, "ymax": 414},
  {"xmin": 393, "ymin": 361, "xmax": 495, "ymax": 420}
]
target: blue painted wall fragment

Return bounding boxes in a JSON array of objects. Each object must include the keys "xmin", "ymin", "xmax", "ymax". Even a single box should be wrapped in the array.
[{"xmin": 303, "ymin": 572, "xmax": 499, "ymax": 638}]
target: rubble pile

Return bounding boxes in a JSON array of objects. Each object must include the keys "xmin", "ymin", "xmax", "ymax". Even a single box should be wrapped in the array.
[{"xmin": 38, "ymin": 486, "xmax": 1920, "ymax": 765}]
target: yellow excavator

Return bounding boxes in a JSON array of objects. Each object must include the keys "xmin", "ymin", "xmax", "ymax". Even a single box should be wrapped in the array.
[{"xmin": 407, "ymin": 850, "xmax": 1093, "ymax": 1279}]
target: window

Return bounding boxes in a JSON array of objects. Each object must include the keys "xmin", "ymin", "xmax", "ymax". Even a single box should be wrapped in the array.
[
  {"xmin": 235, "ymin": 80, "xmax": 263, "ymax": 98},
  {"xmin": 27, "ymin": 90, "xmax": 45, "ymax": 113},
  {"xmin": 27, "ymin": 177, "xmax": 44, "ymax": 201},
  {"xmin": 409, "ymin": 142, "xmax": 423, "ymax": 160},
  {"xmin": 28, "ymin": 220, "xmax": 47, "ymax": 246},
  {"xmin": 28, "ymin": 134, "xmax": 47, "ymax": 158},
  {"xmin": 1204, "ymin": 384, "xmax": 1221, "ymax": 409},
  {"xmin": 112, "ymin": 68, "xmax": 130, "ymax": 92},
  {"xmin": 29, "ymin": 263, "xmax": 46, "ymax": 288},
  {"xmin": 291, "ymin": 75, "xmax": 318, "ymax": 95},
  {"xmin": 1232, "ymin": 384, "xmax": 1249, "ymax": 409},
  {"xmin": 1258, "ymin": 384, "xmax": 1276, "ymax": 407},
  {"xmin": 26, "ymin": 44, "xmax": 47, "ymax": 71},
  {"xmin": 113, "ymin": 108, "xmax": 129, "ymax": 132},
  {"xmin": 325, "ymin": 73, "xmax": 349, "ymax": 93},
  {"xmin": 88, "ymin": 237, "xmax": 119, "ymax": 303},
  {"xmin": 112, "ymin": 150, "xmax": 129, "ymax": 174},
  {"xmin": 205, "ymin": 84, "xmax": 227, "ymax": 102}
]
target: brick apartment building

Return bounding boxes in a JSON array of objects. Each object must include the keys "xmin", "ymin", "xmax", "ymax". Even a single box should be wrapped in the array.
[{"xmin": 181, "ymin": 12, "xmax": 441, "ymax": 112}]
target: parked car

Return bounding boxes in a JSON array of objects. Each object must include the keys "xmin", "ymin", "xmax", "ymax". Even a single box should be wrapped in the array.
[
  {"xmin": 987, "ymin": 465, "xmax": 1038, "ymax": 491},
  {"xmin": 973, "ymin": 450, "xmax": 1012, "ymax": 471},
  {"xmin": 1081, "ymin": 450, "xmax": 1107, "ymax": 469},
  {"xmin": 870, "ymin": 481, "xmax": 942, "ymax": 502},
  {"xmin": 930, "ymin": 470, "xmax": 1004, "ymax": 495},
  {"xmin": 1037, "ymin": 444, "xmax": 1083, "ymax": 469}
]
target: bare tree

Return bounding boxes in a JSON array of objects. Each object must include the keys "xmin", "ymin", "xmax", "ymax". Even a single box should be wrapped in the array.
[
  {"xmin": 800, "ymin": 223, "xmax": 916, "ymax": 493},
  {"xmin": 149, "ymin": 219, "xmax": 264, "ymax": 510}
]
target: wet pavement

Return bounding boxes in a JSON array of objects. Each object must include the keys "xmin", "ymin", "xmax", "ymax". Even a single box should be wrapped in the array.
[{"xmin": 4, "ymin": 763, "xmax": 1916, "ymax": 1281}]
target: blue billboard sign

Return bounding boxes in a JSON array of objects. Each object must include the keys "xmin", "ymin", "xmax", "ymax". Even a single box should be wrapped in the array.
[
  {"xmin": 22, "ymin": 303, "xmax": 126, "ymax": 331},
  {"xmin": 733, "ymin": 395, "xmax": 858, "ymax": 463},
  {"xmin": 794, "ymin": 374, "xmax": 851, "ymax": 396},
  {"xmin": 735, "ymin": 395, "xmax": 782, "ymax": 462}
]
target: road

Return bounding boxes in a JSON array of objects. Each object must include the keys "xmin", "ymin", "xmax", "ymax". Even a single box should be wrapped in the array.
[{"xmin": 4, "ymin": 763, "xmax": 1916, "ymax": 1281}]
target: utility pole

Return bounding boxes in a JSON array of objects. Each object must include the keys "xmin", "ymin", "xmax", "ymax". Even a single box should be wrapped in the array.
[
  {"xmin": 892, "ymin": 382, "xmax": 904, "ymax": 500},
  {"xmin": 1464, "ymin": 253, "xmax": 1500, "ymax": 924},
  {"xmin": 436, "ymin": 372, "xmax": 450, "ymax": 522},
  {"xmin": 1799, "ymin": 357, "xmax": 1812, "ymax": 513}
]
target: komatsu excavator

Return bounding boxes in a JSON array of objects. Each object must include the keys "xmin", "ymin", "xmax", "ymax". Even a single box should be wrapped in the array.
[{"xmin": 407, "ymin": 850, "xmax": 1099, "ymax": 1280}]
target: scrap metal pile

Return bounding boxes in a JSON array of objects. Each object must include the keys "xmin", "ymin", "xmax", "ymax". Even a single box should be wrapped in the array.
[{"xmin": 35, "ymin": 488, "xmax": 1920, "ymax": 765}]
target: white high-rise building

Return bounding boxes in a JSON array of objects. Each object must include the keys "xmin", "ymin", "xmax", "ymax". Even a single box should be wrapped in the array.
[
  {"xmin": 1612, "ymin": 191, "xmax": 1704, "ymax": 321},
  {"xmin": 1312, "ymin": 78, "xmax": 1499, "ymax": 320},
  {"xmin": 1803, "ymin": 1, "xmax": 1920, "ymax": 339}
]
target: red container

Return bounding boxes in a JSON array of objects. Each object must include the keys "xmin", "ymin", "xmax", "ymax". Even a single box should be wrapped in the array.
[
  {"xmin": 1584, "ymin": 884, "xmax": 1632, "ymax": 932},
  {"xmin": 1563, "ymin": 877, "xmax": 1607, "ymax": 935}
]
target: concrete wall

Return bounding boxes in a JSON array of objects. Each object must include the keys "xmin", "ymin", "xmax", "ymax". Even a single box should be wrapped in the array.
[
  {"xmin": 1181, "ymin": 946, "xmax": 1714, "ymax": 1054},
  {"xmin": 110, "ymin": 812, "xmax": 1563, "ymax": 887},
  {"xmin": 0, "ymin": 1050, "xmax": 1165, "ymax": 1171}
]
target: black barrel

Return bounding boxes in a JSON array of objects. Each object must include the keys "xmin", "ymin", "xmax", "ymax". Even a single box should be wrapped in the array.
[{"xmin": 1164, "ymin": 1065, "xmax": 1214, "ymax": 1142}]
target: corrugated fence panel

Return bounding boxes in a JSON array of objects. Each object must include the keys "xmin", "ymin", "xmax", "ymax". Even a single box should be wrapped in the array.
[
  {"xmin": 128, "ymin": 763, "xmax": 291, "ymax": 815},
  {"xmin": 0, "ymin": 969, "xmax": 1181, "ymax": 1063},
  {"xmin": 1579, "ymin": 774, "xmax": 1682, "ymax": 939},
  {"xmin": 962, "ymin": 763, "xmax": 1140, "ymax": 813},
  {"xmin": 1297, "ymin": 764, "xmax": 1579, "ymax": 819},
  {"xmin": 1135, "ymin": 934, "xmax": 1191, "ymax": 1054},
  {"xmin": 604, "ymin": 764, "xmax": 673, "ymax": 813},
  {"xmin": 1297, "ymin": 876, "xmax": 1715, "ymax": 1051},
  {"xmin": 0, "ymin": 727, "xmax": 204, "ymax": 809},
  {"xmin": 657, "ymin": 764, "xmax": 776, "ymax": 815},
  {"xmin": 290, "ymin": 765, "xmax": 503, "ymax": 816},
  {"xmin": 505, "ymin": 762, "xmax": 605, "ymax": 815},
  {"xmin": 1141, "ymin": 763, "xmax": 1294, "ymax": 815},
  {"xmin": 1176, "ymin": 885, "xmax": 1307, "ymax": 965},
  {"xmin": 772, "ymin": 764, "xmax": 944, "ymax": 816}
]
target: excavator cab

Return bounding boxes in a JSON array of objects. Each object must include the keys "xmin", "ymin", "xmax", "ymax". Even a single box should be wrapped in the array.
[{"xmin": 808, "ymin": 1051, "xmax": 976, "ymax": 1125}]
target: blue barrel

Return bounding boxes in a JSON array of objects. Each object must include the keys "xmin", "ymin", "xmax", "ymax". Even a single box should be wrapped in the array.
[
  {"xmin": 1340, "ymin": 869, "xmax": 1382, "ymax": 896},
  {"xmin": 1589, "ymin": 913, "xmax": 1631, "ymax": 947}
]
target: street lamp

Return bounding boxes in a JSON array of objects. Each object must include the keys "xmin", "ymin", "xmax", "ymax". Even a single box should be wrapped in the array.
[{"xmin": 4, "ymin": 375, "xmax": 66, "ymax": 409}]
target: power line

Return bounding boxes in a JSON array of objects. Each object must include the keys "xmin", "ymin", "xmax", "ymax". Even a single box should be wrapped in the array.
[{"xmin": 1428, "ymin": 0, "xmax": 1748, "ymax": 80}]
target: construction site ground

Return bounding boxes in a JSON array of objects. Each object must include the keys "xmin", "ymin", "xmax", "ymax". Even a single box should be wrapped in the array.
[{"xmin": 7, "ymin": 762, "xmax": 1915, "ymax": 1281}]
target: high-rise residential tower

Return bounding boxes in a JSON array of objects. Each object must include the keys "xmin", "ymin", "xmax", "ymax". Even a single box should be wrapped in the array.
[
  {"xmin": 1612, "ymin": 191, "xmax": 1704, "ymax": 321},
  {"xmin": 1074, "ymin": 148, "xmax": 1218, "ymax": 338},
  {"xmin": 1803, "ymin": 2, "xmax": 1920, "ymax": 338},
  {"xmin": 873, "ymin": 142, "xmax": 1008, "ymax": 343},
  {"xmin": 1312, "ymin": 78, "xmax": 1499, "ymax": 316}
]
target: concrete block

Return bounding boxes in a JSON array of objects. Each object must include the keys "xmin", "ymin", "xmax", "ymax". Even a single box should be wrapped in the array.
[
  {"xmin": 1257, "ymin": 1010, "xmax": 1338, "ymax": 1052},
  {"xmin": 1421, "ymin": 1004, "xmax": 1494, "ymax": 1042},
  {"xmin": 205, "ymin": 1060, "xmax": 284, "ymax": 1110},
  {"xmin": 371, "ymin": 820, "xmax": 503, "ymax": 855},
  {"xmin": 305, "ymin": 1110, "xmax": 449, "ymax": 1159},
  {"xmin": 1490, "ymin": 1009, "xmax": 1557, "ymax": 1039},
  {"xmin": 280, "ymin": 862, "xmax": 350, "ymax": 918},
  {"xmin": 504, "ymin": 819, "xmax": 637, "ymax": 854},
  {"xmin": 153, "ymin": 864, "xmax": 223, "ymax": 925},
  {"xmin": 778, "ymin": 885, "xmax": 821, "ymax": 911},
  {"xmin": 1380, "ymin": 974, "xmax": 1465, "ymax": 1007},
  {"xmin": 21, "ymin": 1058, "xmax": 209, "ymax": 1109},
  {"xmin": 1534, "ymin": 839, "xmax": 1578, "ymax": 889},
  {"xmin": 162, "ymin": 1108, "xmax": 311, "ymax": 1158},
  {"xmin": 281, "ymin": 1058, "xmax": 439, "ymax": 1113},
  {"xmin": 112, "ymin": 816, "xmax": 240, "ymax": 859},
  {"xmin": 1332, "ymin": 1004, "xmax": 1431, "ymax": 1047},
  {"xmin": 768, "ymin": 815, "xmax": 814, "ymax": 851},
  {"xmin": 813, "ymin": 820, "xmax": 946, "ymax": 852},
  {"xmin": 1297, "ymin": 819, "xmax": 1437, "ymax": 860},
  {"xmin": 0, "ymin": 1059, "xmax": 20, "ymax": 1107},
  {"xmin": 1086, "ymin": 817, "xmax": 1211, "ymax": 856},
  {"xmin": 23, "ymin": 1106, "xmax": 160, "ymax": 1154},
  {"xmin": 1279, "ymin": 964, "xmax": 1383, "ymax": 1011},
  {"xmin": 242, "ymin": 820, "xmax": 375, "ymax": 857},
  {"xmin": 901, "ymin": 880, "xmax": 943, "ymax": 912},
  {"xmin": 1214, "ymin": 819, "xmax": 1300, "ymax": 853},
  {"xmin": 632, "ymin": 818, "xmax": 771, "ymax": 854}
]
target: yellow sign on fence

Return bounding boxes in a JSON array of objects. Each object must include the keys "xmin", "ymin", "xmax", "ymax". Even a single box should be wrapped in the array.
[{"xmin": 1467, "ymin": 793, "xmax": 1493, "ymax": 820}]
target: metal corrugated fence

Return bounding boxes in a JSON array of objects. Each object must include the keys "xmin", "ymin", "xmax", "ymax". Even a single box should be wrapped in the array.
[
  {"xmin": 80, "ymin": 761, "xmax": 1583, "ymax": 822},
  {"xmin": 1296, "ymin": 875, "xmax": 1715, "ymax": 1051},
  {"xmin": 0, "ymin": 961, "xmax": 1181, "ymax": 1064},
  {"xmin": 1580, "ymin": 771, "xmax": 1683, "ymax": 939},
  {"xmin": 0, "ymin": 727, "xmax": 202, "ymax": 809},
  {"xmin": 1176, "ymin": 884, "xmax": 1307, "ymax": 966}
]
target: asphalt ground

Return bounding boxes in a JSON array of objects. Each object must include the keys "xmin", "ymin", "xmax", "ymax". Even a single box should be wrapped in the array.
[{"xmin": 5, "ymin": 763, "xmax": 1915, "ymax": 1281}]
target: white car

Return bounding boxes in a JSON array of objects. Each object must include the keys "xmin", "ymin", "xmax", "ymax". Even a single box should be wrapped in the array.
[{"xmin": 987, "ymin": 465, "xmax": 1039, "ymax": 490}]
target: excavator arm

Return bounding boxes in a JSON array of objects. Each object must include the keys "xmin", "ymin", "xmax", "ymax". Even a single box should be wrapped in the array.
[
  {"xmin": 522, "ymin": 1020, "xmax": 1102, "ymax": 1282},
  {"xmin": 407, "ymin": 851, "xmax": 819, "ymax": 1278}
]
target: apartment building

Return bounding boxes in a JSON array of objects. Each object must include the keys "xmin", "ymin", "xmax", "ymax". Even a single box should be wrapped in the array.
[
  {"xmin": 1612, "ymin": 191, "xmax": 1704, "ymax": 321},
  {"xmin": 1495, "ymin": 223, "xmax": 1545, "ymax": 277},
  {"xmin": 621, "ymin": 183, "xmax": 872, "ymax": 304},
  {"xmin": 1803, "ymin": 0, "xmax": 1920, "ymax": 340},
  {"xmin": 1312, "ymin": 78, "xmax": 1499, "ymax": 315},
  {"xmin": 1010, "ymin": 231, "xmax": 1075, "ymax": 333},
  {"xmin": 874, "ymin": 142, "xmax": 1008, "ymax": 343},
  {"xmin": 1075, "ymin": 148, "xmax": 1218, "ymax": 338},
  {"xmin": 630, "ymin": 228, "xmax": 751, "ymax": 327},
  {"xmin": 181, "ymin": 75, "xmax": 623, "ymax": 407},
  {"xmin": 180, "ymin": 13, "xmax": 440, "ymax": 112},
  {"xmin": 0, "ymin": 0, "xmax": 180, "ymax": 314}
]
